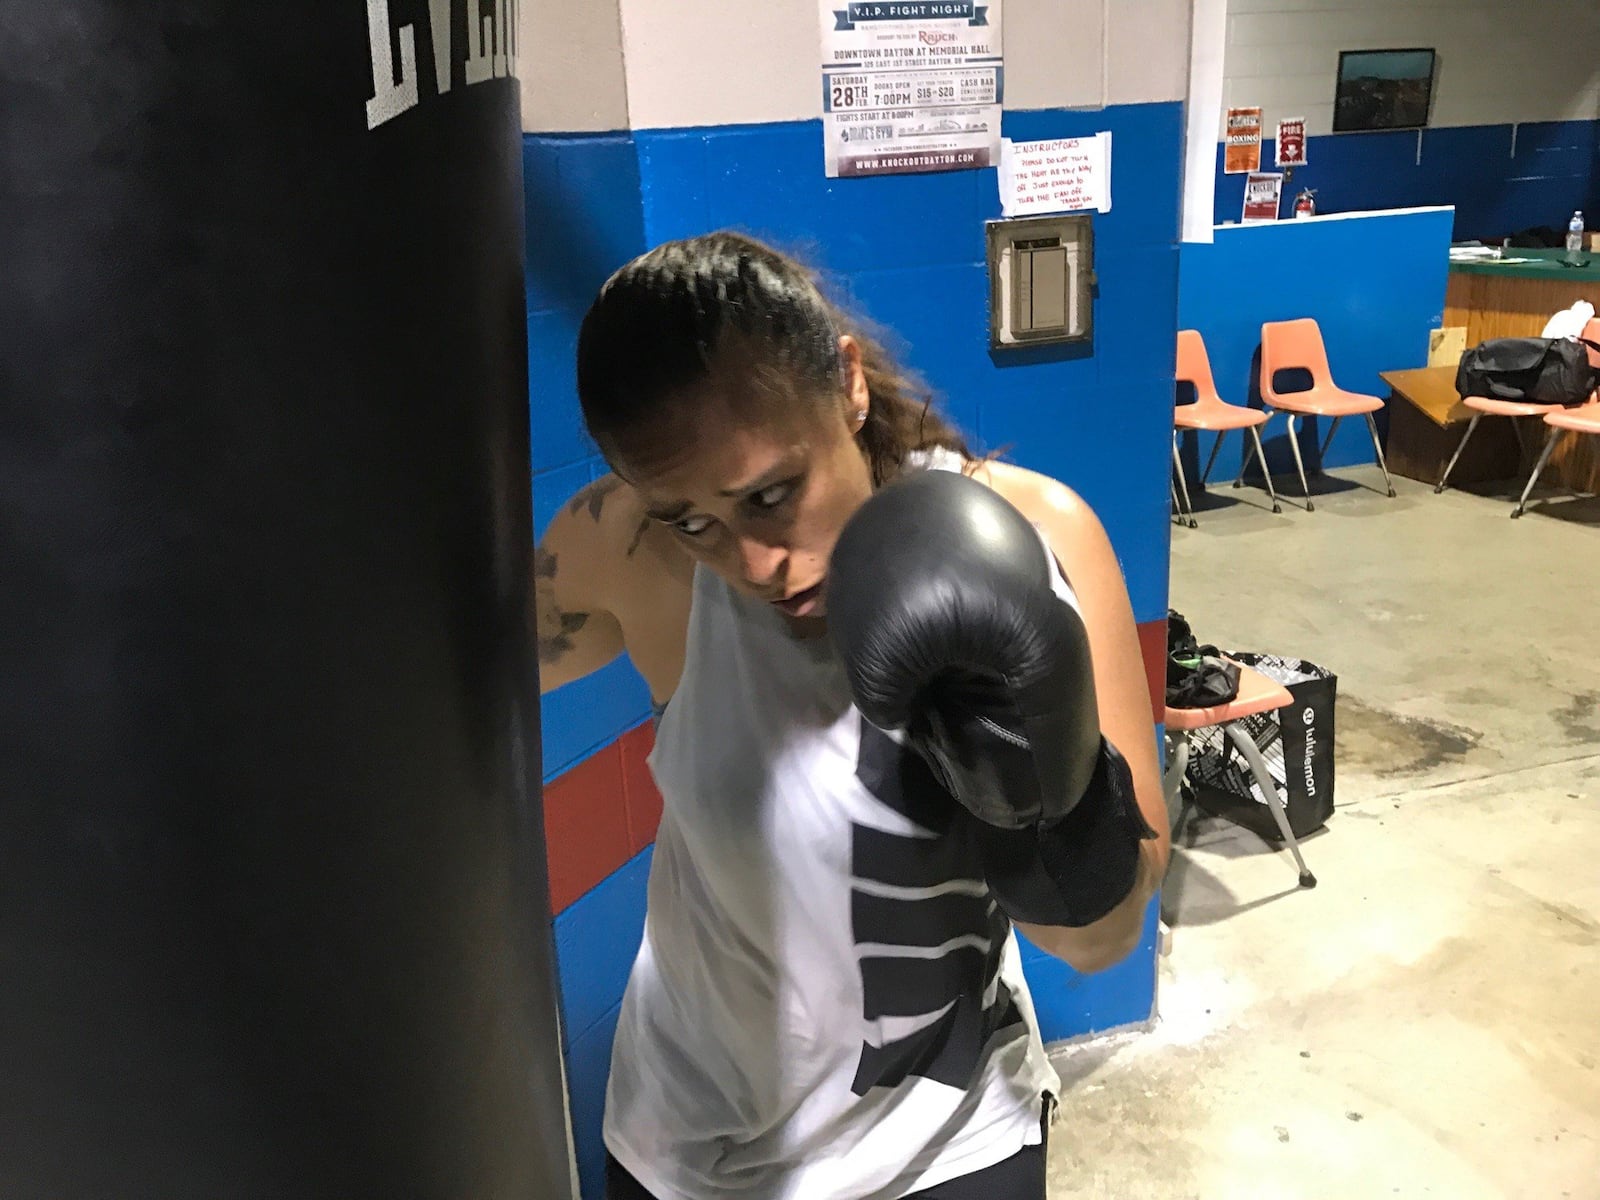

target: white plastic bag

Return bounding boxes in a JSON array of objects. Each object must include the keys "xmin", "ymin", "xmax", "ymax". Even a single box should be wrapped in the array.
[{"xmin": 1540, "ymin": 300, "xmax": 1596, "ymax": 340}]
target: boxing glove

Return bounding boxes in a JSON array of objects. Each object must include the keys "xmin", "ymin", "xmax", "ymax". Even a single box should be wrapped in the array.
[{"xmin": 828, "ymin": 470, "xmax": 1154, "ymax": 926}]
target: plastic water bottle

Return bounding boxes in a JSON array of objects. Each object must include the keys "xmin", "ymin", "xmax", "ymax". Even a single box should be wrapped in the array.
[{"xmin": 1568, "ymin": 210, "xmax": 1585, "ymax": 253}]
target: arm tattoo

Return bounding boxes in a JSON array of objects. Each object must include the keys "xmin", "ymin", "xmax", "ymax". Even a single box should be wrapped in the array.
[
  {"xmin": 567, "ymin": 476, "xmax": 625, "ymax": 522},
  {"xmin": 626, "ymin": 517, "xmax": 649, "ymax": 558},
  {"xmin": 567, "ymin": 478, "xmax": 648, "ymax": 557},
  {"xmin": 533, "ymin": 547, "xmax": 591, "ymax": 664},
  {"xmin": 540, "ymin": 611, "xmax": 590, "ymax": 664}
]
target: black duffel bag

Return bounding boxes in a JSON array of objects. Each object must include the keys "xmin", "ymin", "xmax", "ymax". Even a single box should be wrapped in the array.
[{"xmin": 1455, "ymin": 336, "xmax": 1600, "ymax": 407}]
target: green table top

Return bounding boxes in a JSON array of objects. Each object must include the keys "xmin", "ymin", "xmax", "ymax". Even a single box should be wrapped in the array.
[{"xmin": 1449, "ymin": 246, "xmax": 1600, "ymax": 282}]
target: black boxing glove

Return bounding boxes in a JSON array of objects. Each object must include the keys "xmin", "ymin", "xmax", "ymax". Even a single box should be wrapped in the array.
[{"xmin": 828, "ymin": 470, "xmax": 1155, "ymax": 927}]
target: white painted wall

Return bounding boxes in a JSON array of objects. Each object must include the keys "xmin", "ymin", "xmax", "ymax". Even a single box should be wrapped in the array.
[
  {"xmin": 1220, "ymin": 0, "xmax": 1600, "ymax": 139},
  {"xmin": 1001, "ymin": 0, "xmax": 1194, "ymax": 110},
  {"xmin": 1183, "ymin": 0, "xmax": 1229, "ymax": 241},
  {"xmin": 520, "ymin": 0, "xmax": 629, "ymax": 132},
  {"xmin": 614, "ymin": 0, "xmax": 820, "ymax": 129},
  {"xmin": 1004, "ymin": 0, "xmax": 1196, "ymax": 111},
  {"xmin": 1005, "ymin": 2, "xmax": 1107, "ymax": 111},
  {"xmin": 1106, "ymin": 0, "xmax": 1191, "ymax": 108},
  {"xmin": 519, "ymin": 0, "xmax": 1189, "ymax": 132}
]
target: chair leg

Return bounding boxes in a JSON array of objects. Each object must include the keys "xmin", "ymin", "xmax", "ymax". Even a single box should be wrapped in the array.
[
  {"xmin": 1246, "ymin": 424, "xmax": 1282, "ymax": 513},
  {"xmin": 1235, "ymin": 413, "xmax": 1269, "ymax": 489},
  {"xmin": 1365, "ymin": 412, "xmax": 1398, "ymax": 498},
  {"xmin": 1172, "ymin": 438, "xmax": 1198, "ymax": 529},
  {"xmin": 1225, "ymin": 723, "xmax": 1316, "ymax": 888},
  {"xmin": 1200, "ymin": 430, "xmax": 1227, "ymax": 487},
  {"xmin": 1434, "ymin": 412, "xmax": 1482, "ymax": 494},
  {"xmin": 1286, "ymin": 415, "xmax": 1315, "ymax": 511},
  {"xmin": 1172, "ymin": 794, "xmax": 1195, "ymax": 850},
  {"xmin": 1513, "ymin": 426, "xmax": 1562, "ymax": 518},
  {"xmin": 1318, "ymin": 415, "xmax": 1343, "ymax": 460},
  {"xmin": 1162, "ymin": 735, "xmax": 1191, "ymax": 835}
]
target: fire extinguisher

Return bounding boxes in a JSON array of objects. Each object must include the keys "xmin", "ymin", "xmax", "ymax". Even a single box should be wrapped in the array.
[{"xmin": 1294, "ymin": 188, "xmax": 1317, "ymax": 219}]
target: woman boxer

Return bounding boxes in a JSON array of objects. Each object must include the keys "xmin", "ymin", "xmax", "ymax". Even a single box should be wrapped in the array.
[{"xmin": 537, "ymin": 232, "xmax": 1169, "ymax": 1200}]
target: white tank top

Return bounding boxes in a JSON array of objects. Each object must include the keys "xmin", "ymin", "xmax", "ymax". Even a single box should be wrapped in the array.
[{"xmin": 603, "ymin": 452, "xmax": 1063, "ymax": 1200}]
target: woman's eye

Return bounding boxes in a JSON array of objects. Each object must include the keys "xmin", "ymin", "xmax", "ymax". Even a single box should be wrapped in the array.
[
  {"xmin": 750, "ymin": 480, "xmax": 797, "ymax": 511},
  {"xmin": 673, "ymin": 515, "xmax": 715, "ymax": 537}
]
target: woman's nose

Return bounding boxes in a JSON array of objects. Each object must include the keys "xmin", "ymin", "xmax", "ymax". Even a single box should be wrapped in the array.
[{"xmin": 735, "ymin": 535, "xmax": 786, "ymax": 591}]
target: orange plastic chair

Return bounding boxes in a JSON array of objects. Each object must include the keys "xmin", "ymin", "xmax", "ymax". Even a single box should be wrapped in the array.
[
  {"xmin": 1439, "ymin": 316, "xmax": 1600, "ymax": 496},
  {"xmin": 1511, "ymin": 318, "xmax": 1600, "ymax": 518},
  {"xmin": 1164, "ymin": 661, "xmax": 1315, "ymax": 888},
  {"xmin": 1259, "ymin": 318, "xmax": 1396, "ymax": 510},
  {"xmin": 1172, "ymin": 330, "xmax": 1281, "ymax": 528},
  {"xmin": 1433, "ymin": 394, "xmax": 1555, "ymax": 495}
]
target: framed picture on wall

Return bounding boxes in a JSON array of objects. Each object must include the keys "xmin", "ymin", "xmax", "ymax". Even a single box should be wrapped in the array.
[{"xmin": 1333, "ymin": 48, "xmax": 1436, "ymax": 132}]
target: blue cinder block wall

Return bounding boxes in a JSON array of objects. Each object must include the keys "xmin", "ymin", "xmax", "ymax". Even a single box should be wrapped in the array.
[{"xmin": 1213, "ymin": 121, "xmax": 1600, "ymax": 241}]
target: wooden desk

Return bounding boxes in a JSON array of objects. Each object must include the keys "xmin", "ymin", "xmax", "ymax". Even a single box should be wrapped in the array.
[
  {"xmin": 1446, "ymin": 249, "xmax": 1600, "ymax": 345},
  {"xmin": 1381, "ymin": 365, "xmax": 1522, "ymax": 487},
  {"xmin": 1445, "ymin": 250, "xmax": 1600, "ymax": 489}
]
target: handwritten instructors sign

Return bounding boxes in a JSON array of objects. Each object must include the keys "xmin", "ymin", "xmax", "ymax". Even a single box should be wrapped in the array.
[{"xmin": 998, "ymin": 134, "xmax": 1112, "ymax": 217}]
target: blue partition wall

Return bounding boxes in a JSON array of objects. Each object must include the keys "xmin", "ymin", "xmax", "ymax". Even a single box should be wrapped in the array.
[{"xmin": 1177, "ymin": 207, "xmax": 1455, "ymax": 485}]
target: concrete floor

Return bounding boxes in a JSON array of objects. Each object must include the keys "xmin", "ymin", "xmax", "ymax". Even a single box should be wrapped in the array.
[{"xmin": 1046, "ymin": 467, "xmax": 1600, "ymax": 1199}]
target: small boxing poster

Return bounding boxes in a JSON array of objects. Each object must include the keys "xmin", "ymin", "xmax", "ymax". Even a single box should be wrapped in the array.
[{"xmin": 1224, "ymin": 106, "xmax": 1262, "ymax": 174}]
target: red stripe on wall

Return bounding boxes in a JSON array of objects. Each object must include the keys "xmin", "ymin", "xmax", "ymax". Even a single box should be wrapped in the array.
[
  {"xmin": 544, "ymin": 741, "xmax": 631, "ymax": 915},
  {"xmin": 547, "ymin": 619, "xmax": 1167, "ymax": 913},
  {"xmin": 1136, "ymin": 617, "xmax": 1168, "ymax": 721},
  {"xmin": 619, "ymin": 723, "xmax": 663, "ymax": 855}
]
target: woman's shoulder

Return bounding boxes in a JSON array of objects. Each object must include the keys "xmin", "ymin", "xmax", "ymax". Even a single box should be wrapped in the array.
[
  {"xmin": 972, "ymin": 459, "xmax": 1115, "ymax": 582},
  {"xmin": 541, "ymin": 472, "xmax": 693, "ymax": 617},
  {"xmin": 972, "ymin": 459, "xmax": 1092, "ymax": 529}
]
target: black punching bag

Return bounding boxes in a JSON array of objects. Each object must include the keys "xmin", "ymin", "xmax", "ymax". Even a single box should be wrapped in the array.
[{"xmin": 0, "ymin": 4, "xmax": 572, "ymax": 1197}]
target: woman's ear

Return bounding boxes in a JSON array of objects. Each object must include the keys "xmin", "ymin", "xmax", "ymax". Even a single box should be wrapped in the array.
[{"xmin": 838, "ymin": 335, "xmax": 870, "ymax": 429}]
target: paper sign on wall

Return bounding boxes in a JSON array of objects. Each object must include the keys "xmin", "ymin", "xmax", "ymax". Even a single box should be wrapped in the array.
[
  {"xmin": 1224, "ymin": 106, "xmax": 1262, "ymax": 174},
  {"xmin": 1242, "ymin": 172, "xmax": 1283, "ymax": 222},
  {"xmin": 998, "ymin": 134, "xmax": 1112, "ymax": 218},
  {"xmin": 819, "ymin": 1, "xmax": 1004, "ymax": 179},
  {"xmin": 1276, "ymin": 117, "xmax": 1307, "ymax": 168}
]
